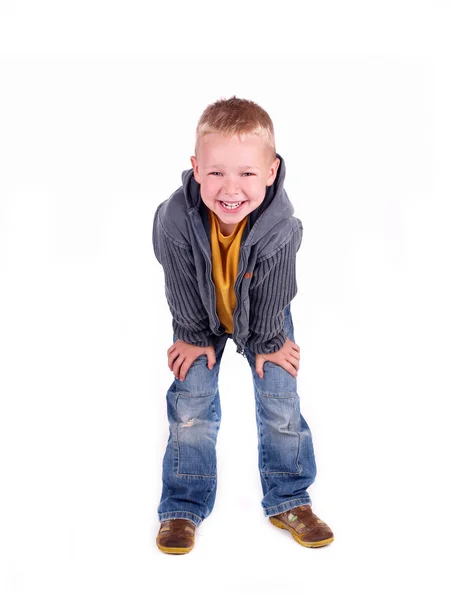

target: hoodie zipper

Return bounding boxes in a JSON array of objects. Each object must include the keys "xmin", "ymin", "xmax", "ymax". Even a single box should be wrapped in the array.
[
  {"xmin": 188, "ymin": 211, "xmax": 226, "ymax": 336},
  {"xmin": 232, "ymin": 247, "xmax": 248, "ymax": 359},
  {"xmin": 236, "ymin": 346, "xmax": 247, "ymax": 358}
]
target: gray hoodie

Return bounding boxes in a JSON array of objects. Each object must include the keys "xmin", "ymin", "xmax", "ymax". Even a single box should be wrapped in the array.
[{"xmin": 152, "ymin": 153, "xmax": 303, "ymax": 359}]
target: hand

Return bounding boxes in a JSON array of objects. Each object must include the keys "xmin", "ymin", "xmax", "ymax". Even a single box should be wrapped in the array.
[
  {"xmin": 255, "ymin": 338, "xmax": 300, "ymax": 379},
  {"xmin": 167, "ymin": 339, "xmax": 216, "ymax": 382}
]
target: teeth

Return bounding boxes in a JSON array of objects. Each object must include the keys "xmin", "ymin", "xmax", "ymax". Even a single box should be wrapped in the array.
[{"xmin": 221, "ymin": 201, "xmax": 242, "ymax": 209}]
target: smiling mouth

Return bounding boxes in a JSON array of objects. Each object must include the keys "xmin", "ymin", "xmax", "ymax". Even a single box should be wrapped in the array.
[{"xmin": 218, "ymin": 200, "xmax": 246, "ymax": 210}]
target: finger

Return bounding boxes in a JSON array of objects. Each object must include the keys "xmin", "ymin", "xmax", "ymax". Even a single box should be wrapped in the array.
[
  {"xmin": 255, "ymin": 355, "xmax": 265, "ymax": 379},
  {"xmin": 289, "ymin": 354, "xmax": 300, "ymax": 368},
  {"xmin": 286, "ymin": 362, "xmax": 298, "ymax": 378},
  {"xmin": 172, "ymin": 356, "xmax": 185, "ymax": 379},
  {"xmin": 178, "ymin": 360, "xmax": 192, "ymax": 382},
  {"xmin": 168, "ymin": 351, "xmax": 179, "ymax": 370},
  {"xmin": 206, "ymin": 347, "xmax": 216, "ymax": 370}
]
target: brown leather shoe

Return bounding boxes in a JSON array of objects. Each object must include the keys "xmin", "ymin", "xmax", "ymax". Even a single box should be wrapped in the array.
[
  {"xmin": 156, "ymin": 519, "xmax": 196, "ymax": 555},
  {"xmin": 269, "ymin": 504, "xmax": 334, "ymax": 548}
]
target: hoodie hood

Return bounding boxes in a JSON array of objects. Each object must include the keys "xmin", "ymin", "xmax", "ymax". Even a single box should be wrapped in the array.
[{"xmin": 180, "ymin": 153, "xmax": 296, "ymax": 247}]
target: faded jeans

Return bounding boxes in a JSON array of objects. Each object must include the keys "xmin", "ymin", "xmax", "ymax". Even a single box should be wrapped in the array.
[{"xmin": 157, "ymin": 303, "xmax": 317, "ymax": 527}]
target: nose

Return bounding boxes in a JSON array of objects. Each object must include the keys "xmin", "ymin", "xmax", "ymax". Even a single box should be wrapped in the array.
[{"xmin": 223, "ymin": 180, "xmax": 240, "ymax": 196}]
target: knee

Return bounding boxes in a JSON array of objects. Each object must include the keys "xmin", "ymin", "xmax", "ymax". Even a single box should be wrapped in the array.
[
  {"xmin": 254, "ymin": 361, "xmax": 298, "ymax": 400},
  {"xmin": 256, "ymin": 393, "xmax": 300, "ymax": 432},
  {"xmin": 175, "ymin": 354, "xmax": 217, "ymax": 395},
  {"xmin": 176, "ymin": 390, "xmax": 220, "ymax": 426}
]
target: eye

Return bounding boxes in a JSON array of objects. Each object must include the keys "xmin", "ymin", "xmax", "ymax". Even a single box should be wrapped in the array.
[
  {"xmin": 242, "ymin": 172, "xmax": 255, "ymax": 177},
  {"xmin": 209, "ymin": 172, "xmax": 222, "ymax": 176}
]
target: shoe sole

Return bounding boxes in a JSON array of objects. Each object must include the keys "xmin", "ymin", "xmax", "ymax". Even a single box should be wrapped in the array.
[
  {"xmin": 269, "ymin": 516, "xmax": 334, "ymax": 548},
  {"xmin": 156, "ymin": 540, "xmax": 194, "ymax": 555}
]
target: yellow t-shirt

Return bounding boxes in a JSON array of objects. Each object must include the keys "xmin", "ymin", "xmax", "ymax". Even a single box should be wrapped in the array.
[{"xmin": 207, "ymin": 209, "xmax": 248, "ymax": 334}]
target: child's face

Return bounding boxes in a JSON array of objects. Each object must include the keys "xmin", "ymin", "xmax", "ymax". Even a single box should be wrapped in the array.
[{"xmin": 190, "ymin": 133, "xmax": 280, "ymax": 235}]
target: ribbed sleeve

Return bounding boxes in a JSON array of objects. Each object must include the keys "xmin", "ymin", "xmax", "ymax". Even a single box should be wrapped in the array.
[
  {"xmin": 152, "ymin": 209, "xmax": 214, "ymax": 347},
  {"xmin": 246, "ymin": 225, "xmax": 302, "ymax": 354}
]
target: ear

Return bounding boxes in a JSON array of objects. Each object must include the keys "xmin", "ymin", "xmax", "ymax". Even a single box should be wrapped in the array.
[
  {"xmin": 190, "ymin": 155, "xmax": 201, "ymax": 184},
  {"xmin": 266, "ymin": 157, "xmax": 280, "ymax": 186}
]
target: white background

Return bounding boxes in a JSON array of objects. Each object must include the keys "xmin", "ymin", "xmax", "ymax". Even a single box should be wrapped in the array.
[{"xmin": 1, "ymin": 1, "xmax": 449, "ymax": 598}]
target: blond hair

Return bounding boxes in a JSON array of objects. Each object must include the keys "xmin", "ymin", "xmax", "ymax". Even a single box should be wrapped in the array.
[{"xmin": 194, "ymin": 95, "xmax": 276, "ymax": 162}]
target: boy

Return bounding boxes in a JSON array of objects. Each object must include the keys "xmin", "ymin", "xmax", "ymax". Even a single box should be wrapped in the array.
[{"xmin": 152, "ymin": 96, "xmax": 334, "ymax": 554}]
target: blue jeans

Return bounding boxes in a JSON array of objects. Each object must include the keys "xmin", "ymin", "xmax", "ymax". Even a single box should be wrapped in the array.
[{"xmin": 157, "ymin": 304, "xmax": 317, "ymax": 527}]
